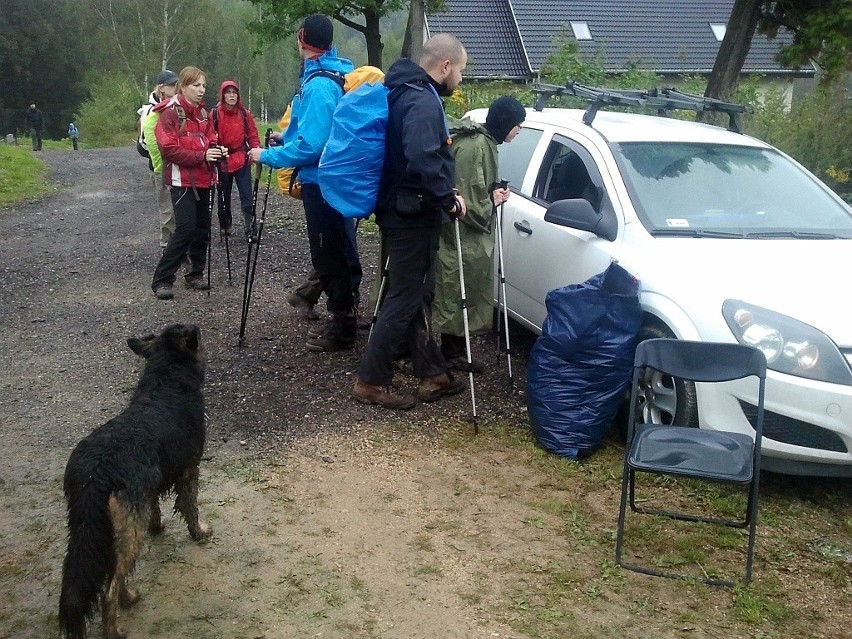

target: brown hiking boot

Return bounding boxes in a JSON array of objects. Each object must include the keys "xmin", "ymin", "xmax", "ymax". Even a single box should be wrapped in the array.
[
  {"xmin": 417, "ymin": 372, "xmax": 466, "ymax": 402},
  {"xmin": 286, "ymin": 291, "xmax": 320, "ymax": 320},
  {"xmin": 306, "ymin": 335, "xmax": 354, "ymax": 352},
  {"xmin": 352, "ymin": 378, "xmax": 417, "ymax": 410}
]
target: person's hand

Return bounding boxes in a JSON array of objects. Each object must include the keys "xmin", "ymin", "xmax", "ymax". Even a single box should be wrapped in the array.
[
  {"xmin": 267, "ymin": 131, "xmax": 283, "ymax": 147},
  {"xmin": 492, "ymin": 187, "xmax": 510, "ymax": 206},
  {"xmin": 247, "ymin": 147, "xmax": 263, "ymax": 164},
  {"xmin": 453, "ymin": 193, "xmax": 467, "ymax": 220},
  {"xmin": 205, "ymin": 146, "xmax": 224, "ymax": 162}
]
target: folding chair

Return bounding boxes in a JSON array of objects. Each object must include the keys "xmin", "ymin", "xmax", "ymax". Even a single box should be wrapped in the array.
[{"xmin": 615, "ymin": 338, "xmax": 767, "ymax": 586}]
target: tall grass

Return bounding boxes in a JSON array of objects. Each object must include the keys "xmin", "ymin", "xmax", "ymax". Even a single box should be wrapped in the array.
[{"xmin": 0, "ymin": 145, "xmax": 52, "ymax": 205}]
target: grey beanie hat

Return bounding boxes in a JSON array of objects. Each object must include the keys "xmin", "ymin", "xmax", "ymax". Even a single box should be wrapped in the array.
[{"xmin": 156, "ymin": 69, "xmax": 179, "ymax": 86}]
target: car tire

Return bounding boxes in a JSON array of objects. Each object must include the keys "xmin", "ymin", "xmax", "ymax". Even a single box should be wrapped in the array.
[{"xmin": 614, "ymin": 322, "xmax": 699, "ymax": 437}]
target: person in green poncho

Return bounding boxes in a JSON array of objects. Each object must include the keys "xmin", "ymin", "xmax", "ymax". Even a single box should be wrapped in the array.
[{"xmin": 434, "ymin": 96, "xmax": 526, "ymax": 371}]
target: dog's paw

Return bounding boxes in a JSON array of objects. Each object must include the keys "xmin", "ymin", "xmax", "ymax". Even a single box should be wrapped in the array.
[
  {"xmin": 119, "ymin": 586, "xmax": 141, "ymax": 608},
  {"xmin": 190, "ymin": 521, "xmax": 212, "ymax": 541}
]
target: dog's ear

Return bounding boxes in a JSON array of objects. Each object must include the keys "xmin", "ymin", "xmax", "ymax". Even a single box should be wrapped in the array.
[
  {"xmin": 127, "ymin": 334, "xmax": 156, "ymax": 358},
  {"xmin": 185, "ymin": 326, "xmax": 200, "ymax": 351}
]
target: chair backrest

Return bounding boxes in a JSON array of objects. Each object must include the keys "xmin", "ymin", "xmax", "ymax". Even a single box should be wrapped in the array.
[{"xmin": 634, "ymin": 339, "xmax": 766, "ymax": 383}]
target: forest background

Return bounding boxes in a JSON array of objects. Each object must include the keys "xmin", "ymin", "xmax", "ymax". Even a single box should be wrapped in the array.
[{"xmin": 0, "ymin": 0, "xmax": 849, "ymax": 200}]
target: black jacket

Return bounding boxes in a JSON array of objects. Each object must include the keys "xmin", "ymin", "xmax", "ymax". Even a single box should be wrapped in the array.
[
  {"xmin": 26, "ymin": 106, "xmax": 43, "ymax": 130},
  {"xmin": 376, "ymin": 58, "xmax": 456, "ymax": 229}
]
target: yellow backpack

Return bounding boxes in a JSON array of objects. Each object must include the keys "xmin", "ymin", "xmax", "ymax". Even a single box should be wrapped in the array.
[{"xmin": 275, "ymin": 66, "xmax": 385, "ymax": 200}]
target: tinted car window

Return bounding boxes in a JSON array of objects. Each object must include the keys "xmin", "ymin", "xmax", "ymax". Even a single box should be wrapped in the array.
[{"xmin": 496, "ymin": 127, "xmax": 542, "ymax": 196}]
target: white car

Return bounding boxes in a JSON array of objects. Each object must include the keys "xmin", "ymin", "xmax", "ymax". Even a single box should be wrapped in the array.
[{"xmin": 467, "ymin": 96, "xmax": 852, "ymax": 476}]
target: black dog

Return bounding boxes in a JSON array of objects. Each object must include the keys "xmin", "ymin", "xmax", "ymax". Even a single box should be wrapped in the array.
[{"xmin": 59, "ymin": 324, "xmax": 211, "ymax": 639}]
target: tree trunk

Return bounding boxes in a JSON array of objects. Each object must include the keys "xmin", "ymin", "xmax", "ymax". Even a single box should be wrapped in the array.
[
  {"xmin": 402, "ymin": 0, "xmax": 425, "ymax": 61},
  {"xmin": 364, "ymin": 9, "xmax": 384, "ymax": 68},
  {"xmin": 702, "ymin": 0, "xmax": 763, "ymax": 117}
]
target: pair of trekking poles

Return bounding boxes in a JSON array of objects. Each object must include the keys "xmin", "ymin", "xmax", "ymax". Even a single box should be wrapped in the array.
[
  {"xmin": 368, "ymin": 191, "xmax": 514, "ymax": 430},
  {"xmin": 237, "ymin": 129, "xmax": 274, "ymax": 346}
]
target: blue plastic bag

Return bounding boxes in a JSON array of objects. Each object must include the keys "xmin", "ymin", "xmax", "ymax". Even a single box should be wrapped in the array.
[{"xmin": 527, "ymin": 262, "xmax": 642, "ymax": 460}]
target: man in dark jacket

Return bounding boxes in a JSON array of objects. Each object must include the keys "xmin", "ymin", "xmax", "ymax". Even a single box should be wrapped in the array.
[
  {"xmin": 353, "ymin": 33, "xmax": 469, "ymax": 410},
  {"xmin": 26, "ymin": 103, "xmax": 43, "ymax": 151}
]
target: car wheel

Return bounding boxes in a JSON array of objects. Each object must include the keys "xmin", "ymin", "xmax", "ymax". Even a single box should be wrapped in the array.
[
  {"xmin": 634, "ymin": 323, "xmax": 699, "ymax": 427},
  {"xmin": 614, "ymin": 322, "xmax": 699, "ymax": 436}
]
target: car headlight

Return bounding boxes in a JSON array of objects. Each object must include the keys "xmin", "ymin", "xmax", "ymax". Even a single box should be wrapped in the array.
[{"xmin": 722, "ymin": 299, "xmax": 852, "ymax": 386}]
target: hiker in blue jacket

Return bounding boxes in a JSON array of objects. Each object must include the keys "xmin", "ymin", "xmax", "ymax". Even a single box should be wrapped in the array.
[
  {"xmin": 248, "ymin": 14, "xmax": 361, "ymax": 353},
  {"xmin": 352, "ymin": 33, "xmax": 469, "ymax": 410}
]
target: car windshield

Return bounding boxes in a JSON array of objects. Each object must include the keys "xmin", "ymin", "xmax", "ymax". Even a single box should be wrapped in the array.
[{"xmin": 612, "ymin": 142, "xmax": 852, "ymax": 238}]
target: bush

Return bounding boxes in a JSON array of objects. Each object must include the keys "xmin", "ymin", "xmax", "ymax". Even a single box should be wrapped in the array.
[{"xmin": 76, "ymin": 75, "xmax": 141, "ymax": 148}]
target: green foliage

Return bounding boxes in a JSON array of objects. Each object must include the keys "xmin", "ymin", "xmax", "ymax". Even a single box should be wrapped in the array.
[
  {"xmin": 761, "ymin": 0, "xmax": 852, "ymax": 84},
  {"xmin": 76, "ymin": 75, "xmax": 141, "ymax": 148},
  {"xmin": 747, "ymin": 84, "xmax": 852, "ymax": 202},
  {"xmin": 0, "ymin": 145, "xmax": 52, "ymax": 205},
  {"xmin": 0, "ymin": 0, "xmax": 88, "ymax": 139}
]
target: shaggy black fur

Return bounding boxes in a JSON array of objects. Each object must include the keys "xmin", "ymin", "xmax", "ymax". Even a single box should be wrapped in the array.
[{"xmin": 58, "ymin": 324, "xmax": 211, "ymax": 639}]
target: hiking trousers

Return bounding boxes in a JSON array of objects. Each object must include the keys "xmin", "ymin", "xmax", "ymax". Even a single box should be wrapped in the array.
[
  {"xmin": 301, "ymin": 183, "xmax": 359, "ymax": 316},
  {"xmin": 151, "ymin": 172, "xmax": 175, "ymax": 248},
  {"xmin": 356, "ymin": 225, "xmax": 449, "ymax": 386},
  {"xmin": 217, "ymin": 163, "xmax": 253, "ymax": 234},
  {"xmin": 152, "ymin": 187, "xmax": 211, "ymax": 289}
]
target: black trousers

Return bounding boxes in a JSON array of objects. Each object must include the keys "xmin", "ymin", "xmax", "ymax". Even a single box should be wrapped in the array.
[
  {"xmin": 152, "ymin": 187, "xmax": 211, "ymax": 289},
  {"xmin": 30, "ymin": 128, "xmax": 42, "ymax": 151},
  {"xmin": 300, "ymin": 183, "xmax": 359, "ymax": 316},
  {"xmin": 292, "ymin": 219, "xmax": 363, "ymax": 308},
  {"xmin": 217, "ymin": 163, "xmax": 253, "ymax": 232},
  {"xmin": 357, "ymin": 224, "xmax": 449, "ymax": 385}
]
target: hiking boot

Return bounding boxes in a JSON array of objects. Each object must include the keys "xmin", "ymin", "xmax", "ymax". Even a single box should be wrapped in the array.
[
  {"xmin": 449, "ymin": 356, "xmax": 485, "ymax": 374},
  {"xmin": 184, "ymin": 277, "xmax": 211, "ymax": 291},
  {"xmin": 306, "ymin": 311, "xmax": 357, "ymax": 352},
  {"xmin": 305, "ymin": 335, "xmax": 354, "ymax": 352},
  {"xmin": 153, "ymin": 284, "xmax": 173, "ymax": 300},
  {"xmin": 286, "ymin": 291, "xmax": 320, "ymax": 320},
  {"xmin": 417, "ymin": 372, "xmax": 466, "ymax": 402},
  {"xmin": 307, "ymin": 324, "xmax": 324, "ymax": 339},
  {"xmin": 352, "ymin": 378, "xmax": 417, "ymax": 410}
]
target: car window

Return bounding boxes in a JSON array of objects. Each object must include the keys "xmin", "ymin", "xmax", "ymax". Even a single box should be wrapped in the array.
[
  {"xmin": 496, "ymin": 127, "xmax": 542, "ymax": 195},
  {"xmin": 534, "ymin": 139, "xmax": 603, "ymax": 212},
  {"xmin": 613, "ymin": 142, "xmax": 852, "ymax": 237}
]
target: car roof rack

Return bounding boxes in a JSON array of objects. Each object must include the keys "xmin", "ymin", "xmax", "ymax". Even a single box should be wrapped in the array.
[{"xmin": 532, "ymin": 81, "xmax": 752, "ymax": 133}]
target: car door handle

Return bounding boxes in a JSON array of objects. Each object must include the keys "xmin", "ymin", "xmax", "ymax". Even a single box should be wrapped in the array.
[{"xmin": 514, "ymin": 221, "xmax": 532, "ymax": 235}]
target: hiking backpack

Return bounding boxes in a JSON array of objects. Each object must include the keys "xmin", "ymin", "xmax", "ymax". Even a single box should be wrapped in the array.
[
  {"xmin": 314, "ymin": 66, "xmax": 387, "ymax": 219},
  {"xmin": 136, "ymin": 105, "xmax": 151, "ymax": 158}
]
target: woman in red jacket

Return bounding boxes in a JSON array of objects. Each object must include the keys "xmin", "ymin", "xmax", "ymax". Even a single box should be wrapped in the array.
[
  {"xmin": 211, "ymin": 80, "xmax": 261, "ymax": 240},
  {"xmin": 151, "ymin": 66, "xmax": 225, "ymax": 300}
]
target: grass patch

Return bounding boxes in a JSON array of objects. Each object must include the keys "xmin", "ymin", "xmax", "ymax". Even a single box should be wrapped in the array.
[{"xmin": 0, "ymin": 145, "xmax": 52, "ymax": 205}]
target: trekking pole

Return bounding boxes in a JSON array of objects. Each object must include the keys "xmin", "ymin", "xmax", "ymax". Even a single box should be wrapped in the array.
[
  {"xmin": 239, "ymin": 129, "xmax": 274, "ymax": 346},
  {"xmin": 453, "ymin": 217, "xmax": 479, "ymax": 432},
  {"xmin": 368, "ymin": 255, "xmax": 390, "ymax": 341},
  {"xmin": 206, "ymin": 167, "xmax": 216, "ymax": 297},
  {"xmin": 216, "ymin": 168, "xmax": 232, "ymax": 285},
  {"xmin": 494, "ymin": 194, "xmax": 514, "ymax": 384}
]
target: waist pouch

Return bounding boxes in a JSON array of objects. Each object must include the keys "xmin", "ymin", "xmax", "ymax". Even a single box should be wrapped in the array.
[{"xmin": 396, "ymin": 189, "xmax": 425, "ymax": 218}]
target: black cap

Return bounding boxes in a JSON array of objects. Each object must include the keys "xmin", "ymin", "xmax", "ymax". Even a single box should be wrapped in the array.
[
  {"xmin": 300, "ymin": 14, "xmax": 333, "ymax": 51},
  {"xmin": 156, "ymin": 69, "xmax": 179, "ymax": 86},
  {"xmin": 485, "ymin": 96, "xmax": 526, "ymax": 143}
]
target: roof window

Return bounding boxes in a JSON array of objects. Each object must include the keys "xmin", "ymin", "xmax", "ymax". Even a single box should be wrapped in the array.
[
  {"xmin": 710, "ymin": 23, "xmax": 727, "ymax": 41},
  {"xmin": 570, "ymin": 21, "xmax": 592, "ymax": 41}
]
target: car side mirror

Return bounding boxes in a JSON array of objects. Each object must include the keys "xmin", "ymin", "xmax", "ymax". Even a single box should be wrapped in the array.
[{"xmin": 544, "ymin": 198, "xmax": 617, "ymax": 241}]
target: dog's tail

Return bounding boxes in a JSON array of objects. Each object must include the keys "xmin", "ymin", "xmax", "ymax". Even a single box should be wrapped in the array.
[{"xmin": 58, "ymin": 466, "xmax": 115, "ymax": 639}]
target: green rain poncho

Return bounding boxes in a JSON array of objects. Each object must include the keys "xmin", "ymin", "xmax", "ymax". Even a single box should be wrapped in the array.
[{"xmin": 433, "ymin": 116, "xmax": 500, "ymax": 336}]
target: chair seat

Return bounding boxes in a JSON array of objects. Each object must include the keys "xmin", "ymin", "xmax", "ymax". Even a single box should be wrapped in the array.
[{"xmin": 628, "ymin": 425, "xmax": 755, "ymax": 483}]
